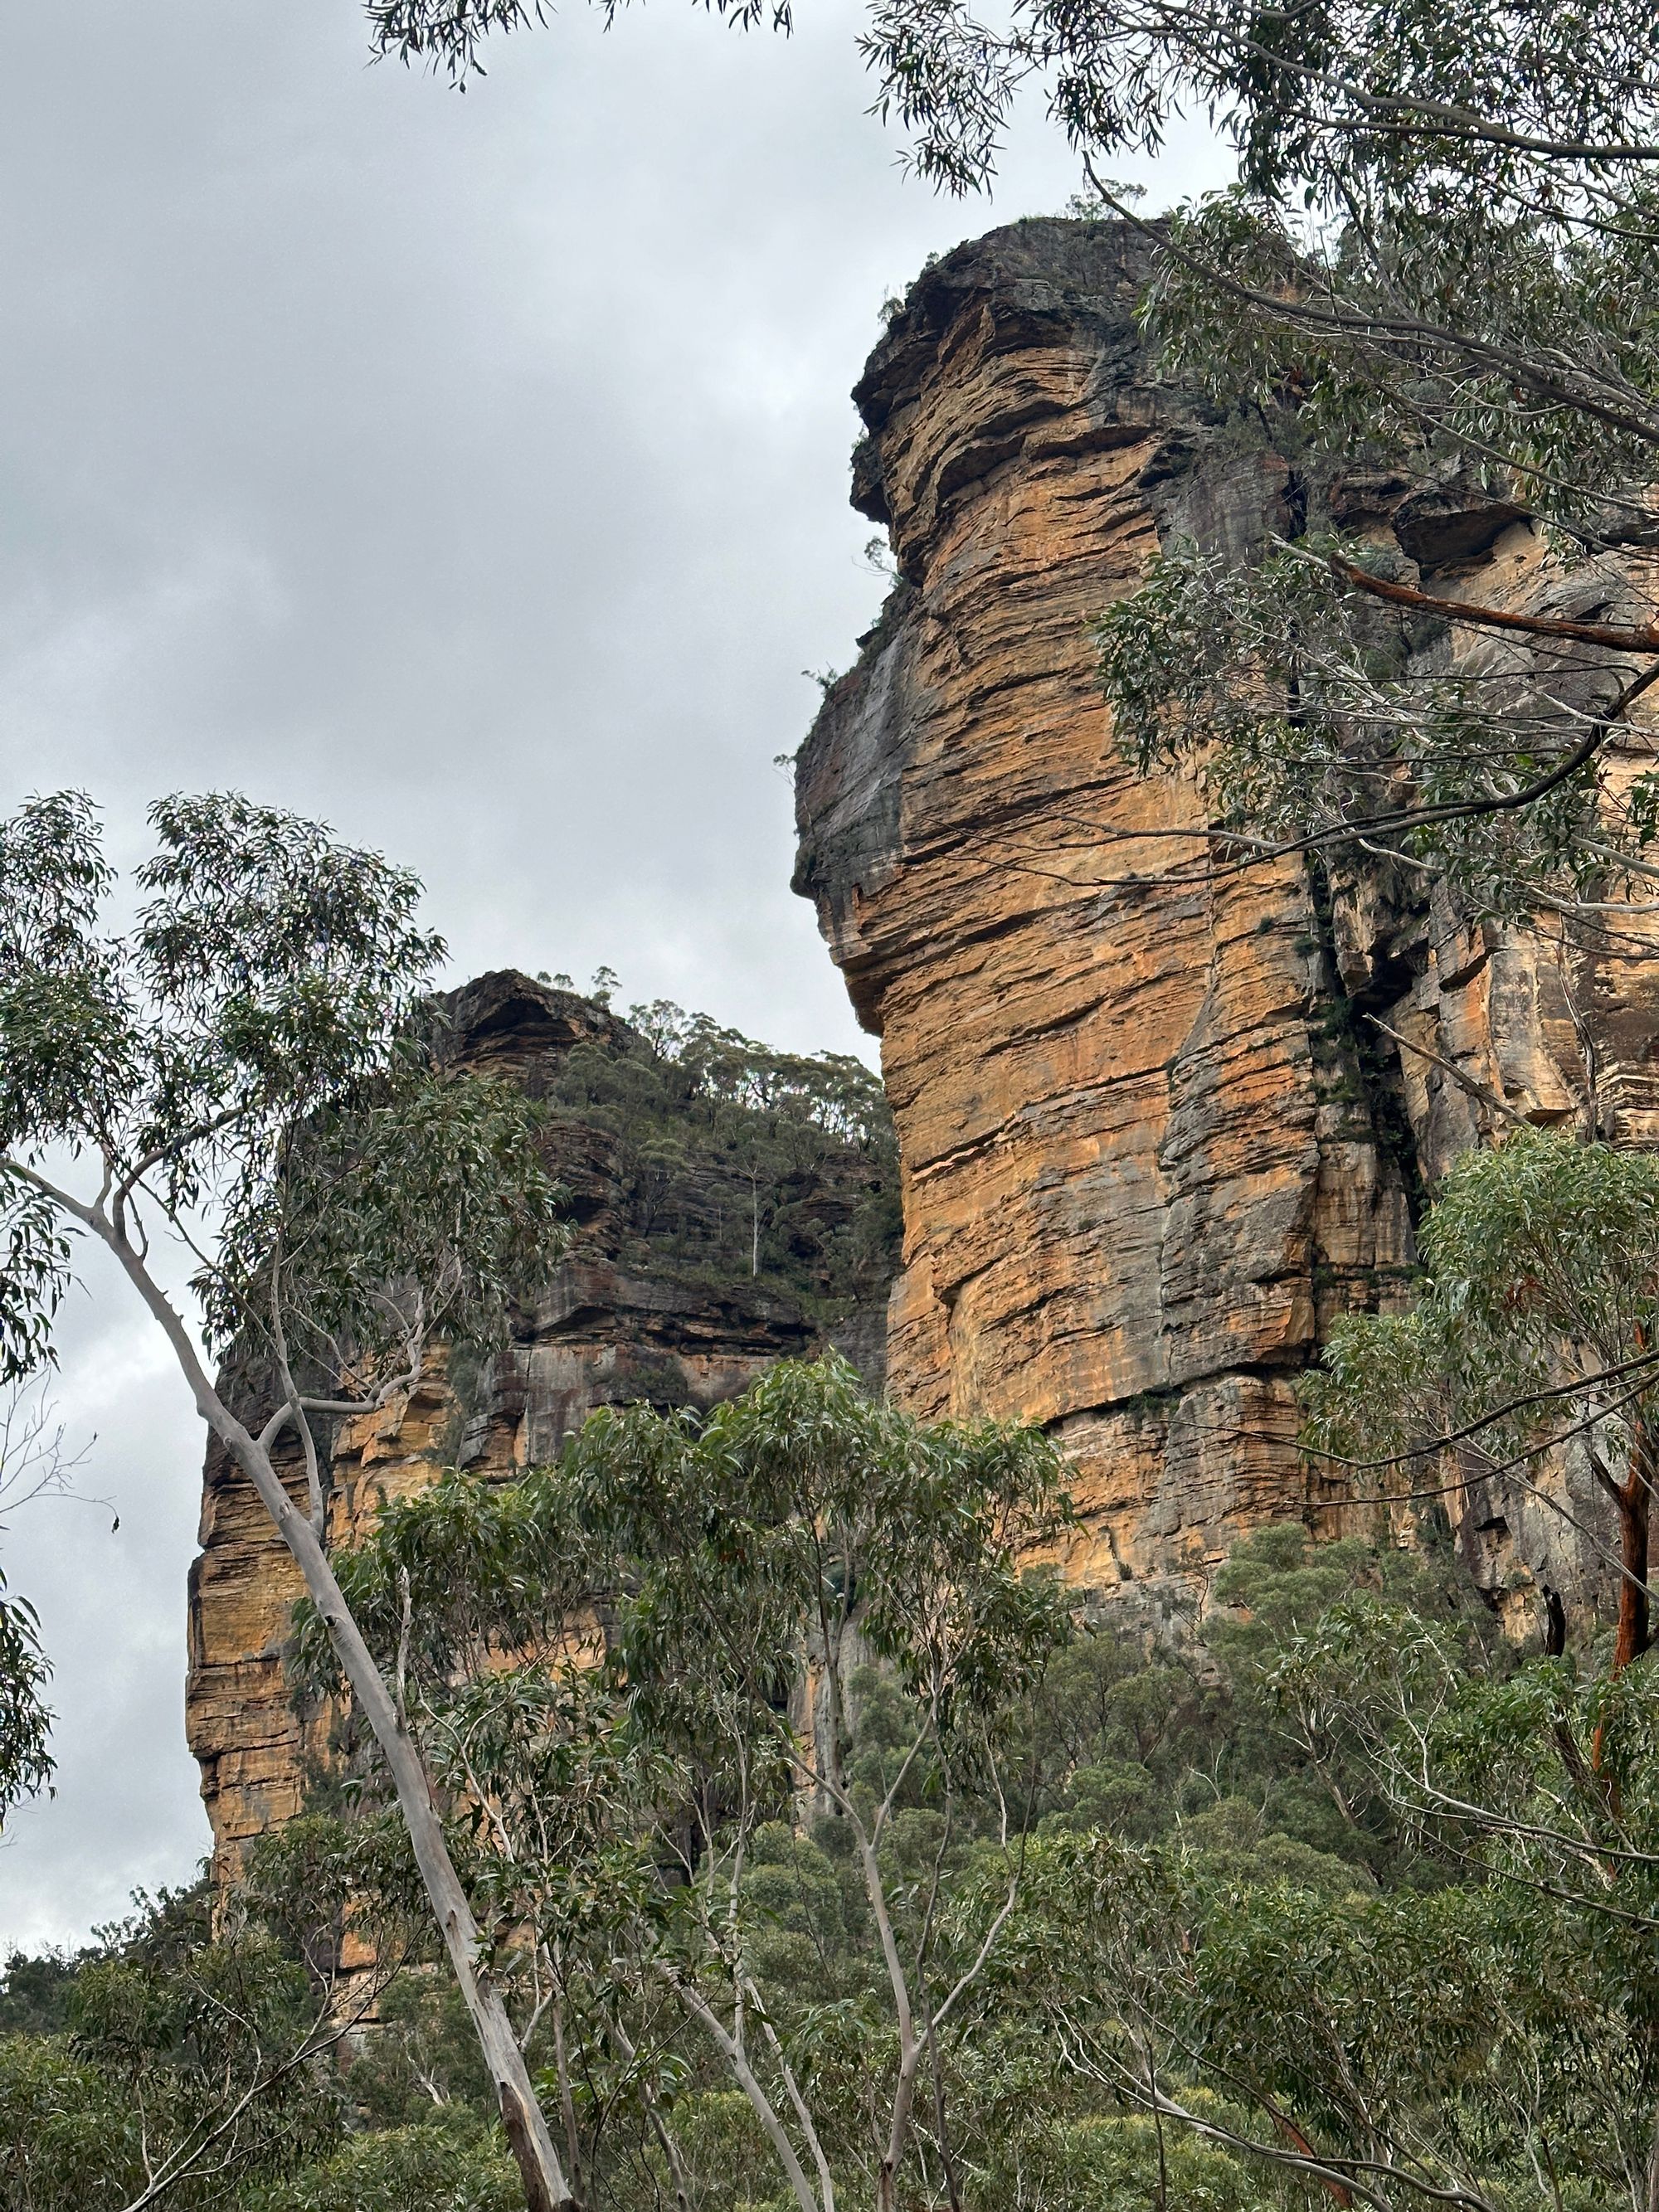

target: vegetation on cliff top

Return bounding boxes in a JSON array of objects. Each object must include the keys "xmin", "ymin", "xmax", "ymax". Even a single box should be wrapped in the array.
[{"xmin": 530, "ymin": 984, "xmax": 898, "ymax": 1318}]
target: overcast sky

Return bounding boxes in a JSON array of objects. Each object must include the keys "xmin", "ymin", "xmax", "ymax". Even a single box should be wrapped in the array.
[{"xmin": 0, "ymin": 0, "xmax": 1225, "ymax": 1952}]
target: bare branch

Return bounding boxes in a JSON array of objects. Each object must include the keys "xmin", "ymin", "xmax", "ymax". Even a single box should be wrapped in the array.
[{"xmin": 1328, "ymin": 555, "xmax": 1659, "ymax": 655}]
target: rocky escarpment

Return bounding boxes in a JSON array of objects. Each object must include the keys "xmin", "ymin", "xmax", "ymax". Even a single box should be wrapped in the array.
[
  {"xmin": 187, "ymin": 972, "xmax": 896, "ymax": 1879},
  {"xmin": 794, "ymin": 217, "xmax": 1659, "ymax": 1631}
]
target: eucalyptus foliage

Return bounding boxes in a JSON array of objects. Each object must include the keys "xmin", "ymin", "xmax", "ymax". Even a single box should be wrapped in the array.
[
  {"xmin": 1095, "ymin": 531, "xmax": 1655, "ymax": 921},
  {"xmin": 12, "ymin": 1523, "xmax": 1652, "ymax": 2212},
  {"xmin": 296, "ymin": 1354, "xmax": 1074, "ymax": 2212},
  {"xmin": 0, "ymin": 1568, "xmax": 51, "ymax": 1831},
  {"xmin": 0, "ymin": 1884, "xmax": 349, "ymax": 2212},
  {"xmin": 0, "ymin": 790, "xmax": 562, "ymax": 1397},
  {"xmin": 295, "ymin": 1512, "xmax": 1659, "ymax": 2211},
  {"xmin": 0, "ymin": 790, "xmax": 578, "ymax": 2210},
  {"xmin": 958, "ymin": 1528, "xmax": 1659, "ymax": 2212},
  {"xmin": 1302, "ymin": 1130, "xmax": 1659, "ymax": 1663}
]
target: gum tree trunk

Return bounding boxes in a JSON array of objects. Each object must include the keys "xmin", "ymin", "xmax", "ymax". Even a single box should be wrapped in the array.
[
  {"xmin": 95, "ymin": 1214, "xmax": 578, "ymax": 2212},
  {"xmin": 1614, "ymin": 1412, "xmax": 1655, "ymax": 1674},
  {"xmin": 229, "ymin": 1422, "xmax": 578, "ymax": 2212}
]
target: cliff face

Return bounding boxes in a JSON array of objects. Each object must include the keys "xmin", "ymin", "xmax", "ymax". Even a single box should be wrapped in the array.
[
  {"xmin": 794, "ymin": 217, "xmax": 1659, "ymax": 1627},
  {"xmin": 187, "ymin": 972, "xmax": 895, "ymax": 1877}
]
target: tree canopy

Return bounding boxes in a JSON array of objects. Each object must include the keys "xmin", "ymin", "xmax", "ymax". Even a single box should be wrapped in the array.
[
  {"xmin": 533, "ymin": 987, "xmax": 897, "ymax": 1309},
  {"xmin": 11, "ymin": 1514, "xmax": 1657, "ymax": 2210},
  {"xmin": 289, "ymin": 1353, "xmax": 1074, "ymax": 2212},
  {"xmin": 1304, "ymin": 1131, "xmax": 1659, "ymax": 1669}
]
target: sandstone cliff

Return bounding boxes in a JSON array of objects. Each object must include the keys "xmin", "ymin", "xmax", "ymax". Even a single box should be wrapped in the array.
[
  {"xmin": 793, "ymin": 216, "xmax": 1659, "ymax": 1631},
  {"xmin": 187, "ymin": 972, "xmax": 896, "ymax": 1878}
]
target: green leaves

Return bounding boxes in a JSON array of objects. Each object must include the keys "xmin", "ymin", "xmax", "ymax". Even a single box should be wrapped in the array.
[
  {"xmin": 1, "ymin": 785, "xmax": 445, "ymax": 1181},
  {"xmin": 0, "ymin": 795, "xmax": 135, "ymax": 1167},
  {"xmin": 202, "ymin": 1057, "xmax": 566, "ymax": 1370},
  {"xmin": 866, "ymin": 0, "xmax": 1659, "ymax": 221},
  {"xmin": 0, "ymin": 790, "xmax": 568, "ymax": 1403},
  {"xmin": 134, "ymin": 791, "xmax": 443, "ymax": 1140},
  {"xmin": 0, "ymin": 1565, "xmax": 52, "ymax": 1829},
  {"xmin": 0, "ymin": 792, "xmax": 112, "ymax": 975},
  {"xmin": 323, "ymin": 1352, "xmax": 1074, "ymax": 1803},
  {"xmin": 536, "ymin": 991, "xmax": 898, "ymax": 1308},
  {"xmin": 303, "ymin": 1359, "xmax": 1075, "ymax": 2205},
  {"xmin": 0, "ymin": 1187, "xmax": 75, "ymax": 1387},
  {"xmin": 976, "ymin": 1549, "xmax": 1659, "ymax": 2210},
  {"xmin": 566, "ymin": 1352, "xmax": 1074, "ymax": 1771},
  {"xmin": 364, "ymin": 0, "xmax": 791, "ymax": 86},
  {"xmin": 1, "ymin": 1882, "xmax": 348, "ymax": 2212},
  {"xmin": 1095, "ymin": 525, "xmax": 1635, "ymax": 921},
  {"xmin": 251, "ymin": 2117, "xmax": 520, "ymax": 2212},
  {"xmin": 1301, "ymin": 1130, "xmax": 1659, "ymax": 1475}
]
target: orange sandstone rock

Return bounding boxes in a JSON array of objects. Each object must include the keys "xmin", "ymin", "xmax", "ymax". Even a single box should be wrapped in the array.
[{"xmin": 794, "ymin": 218, "xmax": 1659, "ymax": 1626}]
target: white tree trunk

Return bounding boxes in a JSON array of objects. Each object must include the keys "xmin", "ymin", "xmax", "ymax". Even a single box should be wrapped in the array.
[
  {"xmin": 234, "ymin": 1427, "xmax": 577, "ymax": 2212},
  {"xmin": 81, "ymin": 1208, "xmax": 578, "ymax": 2212}
]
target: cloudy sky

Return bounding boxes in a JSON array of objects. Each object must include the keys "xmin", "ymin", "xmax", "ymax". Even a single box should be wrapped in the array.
[{"xmin": 0, "ymin": 0, "xmax": 1224, "ymax": 1951}]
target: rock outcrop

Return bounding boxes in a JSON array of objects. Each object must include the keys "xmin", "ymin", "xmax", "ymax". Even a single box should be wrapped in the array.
[
  {"xmin": 794, "ymin": 217, "xmax": 1659, "ymax": 1630},
  {"xmin": 191, "ymin": 221, "xmax": 1659, "ymax": 1878},
  {"xmin": 187, "ymin": 972, "xmax": 896, "ymax": 1879}
]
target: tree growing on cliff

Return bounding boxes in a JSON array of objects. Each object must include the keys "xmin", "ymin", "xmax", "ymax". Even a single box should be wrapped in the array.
[
  {"xmin": 0, "ymin": 790, "xmax": 579, "ymax": 2212},
  {"xmin": 366, "ymin": 0, "xmax": 1659, "ymax": 931},
  {"xmin": 539, "ymin": 994, "xmax": 898, "ymax": 1301}
]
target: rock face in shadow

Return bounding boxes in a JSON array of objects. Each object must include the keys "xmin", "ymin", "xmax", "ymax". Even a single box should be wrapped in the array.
[
  {"xmin": 187, "ymin": 973, "xmax": 895, "ymax": 1880},
  {"xmin": 794, "ymin": 216, "xmax": 1659, "ymax": 1634}
]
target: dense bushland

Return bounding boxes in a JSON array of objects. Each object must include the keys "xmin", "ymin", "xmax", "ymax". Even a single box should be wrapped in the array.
[{"xmin": 7, "ymin": 1471, "xmax": 1656, "ymax": 2210}]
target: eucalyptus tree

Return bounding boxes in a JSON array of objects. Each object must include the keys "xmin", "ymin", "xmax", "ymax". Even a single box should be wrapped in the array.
[
  {"xmin": 968, "ymin": 1534, "xmax": 1659, "ymax": 2212},
  {"xmin": 953, "ymin": 1135, "xmax": 1659, "ymax": 2206},
  {"xmin": 0, "ymin": 790, "xmax": 577, "ymax": 2212},
  {"xmin": 0, "ymin": 1562, "xmax": 50, "ymax": 1831},
  {"xmin": 1301, "ymin": 1130, "xmax": 1659, "ymax": 1672},
  {"xmin": 990, "ymin": 1759, "xmax": 1659, "ymax": 2210},
  {"xmin": 301, "ymin": 1354, "xmax": 1075, "ymax": 2212},
  {"xmin": 987, "ymin": 0, "xmax": 1659, "ymax": 916}
]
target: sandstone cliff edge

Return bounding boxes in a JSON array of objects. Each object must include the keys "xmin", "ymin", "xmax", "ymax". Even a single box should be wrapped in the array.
[{"xmin": 793, "ymin": 216, "xmax": 1659, "ymax": 1630}]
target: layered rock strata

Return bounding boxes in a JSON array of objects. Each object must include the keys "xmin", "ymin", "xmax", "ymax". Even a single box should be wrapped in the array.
[
  {"xmin": 187, "ymin": 972, "xmax": 893, "ymax": 1878},
  {"xmin": 794, "ymin": 217, "xmax": 1659, "ymax": 1626}
]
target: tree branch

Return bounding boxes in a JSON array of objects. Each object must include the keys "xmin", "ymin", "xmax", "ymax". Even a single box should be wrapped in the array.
[
  {"xmin": 1365, "ymin": 1015, "xmax": 1535, "ymax": 1130},
  {"xmin": 671, "ymin": 1977, "xmax": 823, "ymax": 2212},
  {"xmin": 1328, "ymin": 555, "xmax": 1659, "ymax": 654}
]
